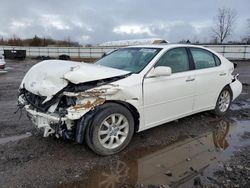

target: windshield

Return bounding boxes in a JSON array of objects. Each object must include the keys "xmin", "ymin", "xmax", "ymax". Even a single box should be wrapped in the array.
[{"xmin": 96, "ymin": 48, "xmax": 161, "ymax": 73}]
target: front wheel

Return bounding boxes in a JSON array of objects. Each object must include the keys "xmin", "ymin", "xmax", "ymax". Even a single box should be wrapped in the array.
[
  {"xmin": 214, "ymin": 87, "xmax": 232, "ymax": 116},
  {"xmin": 85, "ymin": 103, "xmax": 134, "ymax": 155}
]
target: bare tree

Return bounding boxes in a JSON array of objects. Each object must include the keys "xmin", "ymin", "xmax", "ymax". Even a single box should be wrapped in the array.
[
  {"xmin": 212, "ymin": 8, "xmax": 237, "ymax": 43},
  {"xmin": 242, "ymin": 19, "xmax": 250, "ymax": 44},
  {"xmin": 247, "ymin": 18, "xmax": 250, "ymax": 37}
]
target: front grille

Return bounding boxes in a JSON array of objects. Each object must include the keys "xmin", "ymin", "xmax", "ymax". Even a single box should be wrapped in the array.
[{"xmin": 23, "ymin": 89, "xmax": 47, "ymax": 110}]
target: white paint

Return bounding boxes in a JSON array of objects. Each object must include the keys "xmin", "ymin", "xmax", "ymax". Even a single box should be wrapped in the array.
[
  {"xmin": 20, "ymin": 60, "xmax": 129, "ymax": 97},
  {"xmin": 64, "ymin": 63, "xmax": 129, "ymax": 84}
]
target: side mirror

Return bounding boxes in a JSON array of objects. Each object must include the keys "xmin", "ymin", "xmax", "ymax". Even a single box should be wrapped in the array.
[{"xmin": 147, "ymin": 66, "xmax": 172, "ymax": 78}]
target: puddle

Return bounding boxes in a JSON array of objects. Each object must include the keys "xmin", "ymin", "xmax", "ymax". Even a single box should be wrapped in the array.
[
  {"xmin": 59, "ymin": 119, "xmax": 250, "ymax": 188},
  {"xmin": 231, "ymin": 99, "xmax": 250, "ymax": 110},
  {"xmin": 0, "ymin": 70, "xmax": 8, "ymax": 74},
  {"xmin": 4, "ymin": 67, "xmax": 14, "ymax": 71},
  {"xmin": 0, "ymin": 67, "xmax": 14, "ymax": 74},
  {"xmin": 0, "ymin": 133, "xmax": 32, "ymax": 145}
]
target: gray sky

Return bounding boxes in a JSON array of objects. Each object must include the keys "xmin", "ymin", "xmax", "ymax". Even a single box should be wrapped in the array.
[{"xmin": 0, "ymin": 0, "xmax": 249, "ymax": 44}]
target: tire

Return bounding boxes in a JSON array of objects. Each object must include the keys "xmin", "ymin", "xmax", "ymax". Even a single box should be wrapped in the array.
[
  {"xmin": 214, "ymin": 87, "xmax": 232, "ymax": 116},
  {"xmin": 85, "ymin": 103, "xmax": 134, "ymax": 155}
]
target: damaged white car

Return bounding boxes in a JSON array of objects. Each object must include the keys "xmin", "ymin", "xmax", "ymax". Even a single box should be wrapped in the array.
[{"xmin": 18, "ymin": 44, "xmax": 242, "ymax": 155}]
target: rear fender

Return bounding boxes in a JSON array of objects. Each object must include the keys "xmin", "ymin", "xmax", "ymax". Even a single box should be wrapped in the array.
[{"xmin": 230, "ymin": 76, "xmax": 242, "ymax": 101}]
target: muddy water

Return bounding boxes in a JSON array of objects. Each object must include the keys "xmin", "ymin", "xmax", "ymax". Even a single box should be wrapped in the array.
[
  {"xmin": 230, "ymin": 99, "xmax": 250, "ymax": 110},
  {"xmin": 0, "ymin": 133, "xmax": 31, "ymax": 145},
  {"xmin": 59, "ymin": 119, "xmax": 250, "ymax": 188}
]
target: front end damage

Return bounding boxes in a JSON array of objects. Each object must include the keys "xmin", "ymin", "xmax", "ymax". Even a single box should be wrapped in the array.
[
  {"xmin": 18, "ymin": 83, "xmax": 124, "ymax": 141},
  {"xmin": 17, "ymin": 60, "xmax": 134, "ymax": 142}
]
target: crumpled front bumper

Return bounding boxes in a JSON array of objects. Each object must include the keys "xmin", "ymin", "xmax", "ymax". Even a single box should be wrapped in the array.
[
  {"xmin": 25, "ymin": 105, "xmax": 67, "ymax": 137},
  {"xmin": 18, "ymin": 93, "xmax": 101, "ymax": 137},
  {"xmin": 18, "ymin": 95, "xmax": 69, "ymax": 137}
]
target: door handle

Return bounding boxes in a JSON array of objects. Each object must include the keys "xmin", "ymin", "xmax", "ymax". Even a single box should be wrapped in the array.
[
  {"xmin": 219, "ymin": 72, "xmax": 227, "ymax": 76},
  {"xmin": 186, "ymin": 78, "xmax": 195, "ymax": 82}
]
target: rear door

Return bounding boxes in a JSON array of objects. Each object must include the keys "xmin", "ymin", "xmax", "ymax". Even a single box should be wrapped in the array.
[{"xmin": 188, "ymin": 47, "xmax": 227, "ymax": 112}]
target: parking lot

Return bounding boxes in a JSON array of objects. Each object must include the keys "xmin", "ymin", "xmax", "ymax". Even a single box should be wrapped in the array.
[{"xmin": 0, "ymin": 59, "xmax": 250, "ymax": 187}]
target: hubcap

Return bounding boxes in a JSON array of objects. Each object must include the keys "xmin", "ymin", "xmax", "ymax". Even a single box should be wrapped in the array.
[
  {"xmin": 98, "ymin": 113, "xmax": 129, "ymax": 149},
  {"xmin": 218, "ymin": 90, "xmax": 230, "ymax": 112}
]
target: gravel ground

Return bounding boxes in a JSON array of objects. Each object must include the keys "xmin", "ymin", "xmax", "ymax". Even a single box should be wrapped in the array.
[{"xmin": 0, "ymin": 59, "xmax": 250, "ymax": 188}]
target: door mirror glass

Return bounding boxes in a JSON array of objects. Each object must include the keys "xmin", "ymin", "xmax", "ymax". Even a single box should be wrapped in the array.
[{"xmin": 147, "ymin": 66, "xmax": 172, "ymax": 77}]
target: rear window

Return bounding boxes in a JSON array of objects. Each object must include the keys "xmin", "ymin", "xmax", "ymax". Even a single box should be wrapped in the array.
[
  {"xmin": 190, "ymin": 48, "xmax": 217, "ymax": 69},
  {"xmin": 214, "ymin": 54, "xmax": 221, "ymax": 66}
]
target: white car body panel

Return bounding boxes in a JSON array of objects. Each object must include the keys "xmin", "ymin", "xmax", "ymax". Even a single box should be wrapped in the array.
[
  {"xmin": 192, "ymin": 66, "xmax": 226, "ymax": 111},
  {"xmin": 18, "ymin": 44, "xmax": 242, "ymax": 138},
  {"xmin": 20, "ymin": 60, "xmax": 129, "ymax": 98},
  {"xmin": 143, "ymin": 71, "xmax": 195, "ymax": 129},
  {"xmin": 230, "ymin": 79, "xmax": 242, "ymax": 101}
]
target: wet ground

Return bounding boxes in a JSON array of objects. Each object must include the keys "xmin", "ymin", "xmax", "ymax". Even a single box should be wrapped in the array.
[{"xmin": 0, "ymin": 60, "xmax": 250, "ymax": 188}]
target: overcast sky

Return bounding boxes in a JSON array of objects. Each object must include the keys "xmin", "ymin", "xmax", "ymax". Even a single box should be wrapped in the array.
[{"xmin": 0, "ymin": 0, "xmax": 249, "ymax": 44}]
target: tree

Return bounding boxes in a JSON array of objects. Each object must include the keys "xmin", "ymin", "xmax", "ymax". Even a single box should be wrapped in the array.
[
  {"xmin": 7, "ymin": 35, "xmax": 23, "ymax": 46},
  {"xmin": 29, "ymin": 35, "xmax": 43, "ymax": 46},
  {"xmin": 212, "ymin": 8, "xmax": 237, "ymax": 43},
  {"xmin": 241, "ymin": 19, "xmax": 250, "ymax": 44}
]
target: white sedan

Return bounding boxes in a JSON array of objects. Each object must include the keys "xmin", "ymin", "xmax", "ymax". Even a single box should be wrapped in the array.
[{"xmin": 18, "ymin": 44, "xmax": 242, "ymax": 155}]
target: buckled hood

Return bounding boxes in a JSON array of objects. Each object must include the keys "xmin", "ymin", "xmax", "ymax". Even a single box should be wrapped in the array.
[{"xmin": 20, "ymin": 60, "xmax": 129, "ymax": 97}]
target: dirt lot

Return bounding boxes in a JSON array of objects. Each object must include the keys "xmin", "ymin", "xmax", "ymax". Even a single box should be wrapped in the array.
[{"xmin": 0, "ymin": 60, "xmax": 250, "ymax": 188}]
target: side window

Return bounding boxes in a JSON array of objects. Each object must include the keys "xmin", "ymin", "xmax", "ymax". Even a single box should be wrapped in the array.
[
  {"xmin": 214, "ymin": 55, "xmax": 221, "ymax": 66},
  {"xmin": 190, "ymin": 48, "xmax": 216, "ymax": 69},
  {"xmin": 155, "ymin": 48, "xmax": 189, "ymax": 73}
]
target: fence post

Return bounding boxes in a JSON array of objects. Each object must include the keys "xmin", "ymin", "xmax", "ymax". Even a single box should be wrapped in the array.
[
  {"xmin": 222, "ymin": 45, "xmax": 225, "ymax": 57},
  {"xmin": 244, "ymin": 46, "xmax": 247, "ymax": 60}
]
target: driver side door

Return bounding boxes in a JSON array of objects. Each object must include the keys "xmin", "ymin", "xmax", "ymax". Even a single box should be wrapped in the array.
[{"xmin": 143, "ymin": 47, "xmax": 195, "ymax": 129}]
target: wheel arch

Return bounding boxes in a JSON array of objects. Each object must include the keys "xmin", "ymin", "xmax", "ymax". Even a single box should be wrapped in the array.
[
  {"xmin": 104, "ymin": 100, "xmax": 140, "ymax": 132},
  {"xmin": 225, "ymin": 84, "xmax": 233, "ymax": 100},
  {"xmin": 75, "ymin": 100, "xmax": 140, "ymax": 144},
  {"xmin": 213, "ymin": 84, "xmax": 233, "ymax": 116},
  {"xmin": 215, "ymin": 84, "xmax": 233, "ymax": 103}
]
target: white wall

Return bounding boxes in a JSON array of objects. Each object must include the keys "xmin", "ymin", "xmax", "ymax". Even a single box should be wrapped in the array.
[{"xmin": 0, "ymin": 45, "xmax": 249, "ymax": 60}]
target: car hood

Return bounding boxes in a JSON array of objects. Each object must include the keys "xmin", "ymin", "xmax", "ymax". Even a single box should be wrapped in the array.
[{"xmin": 20, "ymin": 60, "xmax": 129, "ymax": 97}]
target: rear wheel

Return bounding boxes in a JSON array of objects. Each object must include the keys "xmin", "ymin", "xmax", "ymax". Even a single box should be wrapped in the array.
[
  {"xmin": 85, "ymin": 103, "xmax": 134, "ymax": 155},
  {"xmin": 214, "ymin": 87, "xmax": 232, "ymax": 116}
]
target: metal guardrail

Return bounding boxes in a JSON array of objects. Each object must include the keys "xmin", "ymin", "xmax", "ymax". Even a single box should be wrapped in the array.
[
  {"xmin": 0, "ymin": 45, "xmax": 250, "ymax": 60},
  {"xmin": 205, "ymin": 45, "xmax": 250, "ymax": 60},
  {"xmin": 0, "ymin": 46, "xmax": 117, "ymax": 59}
]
